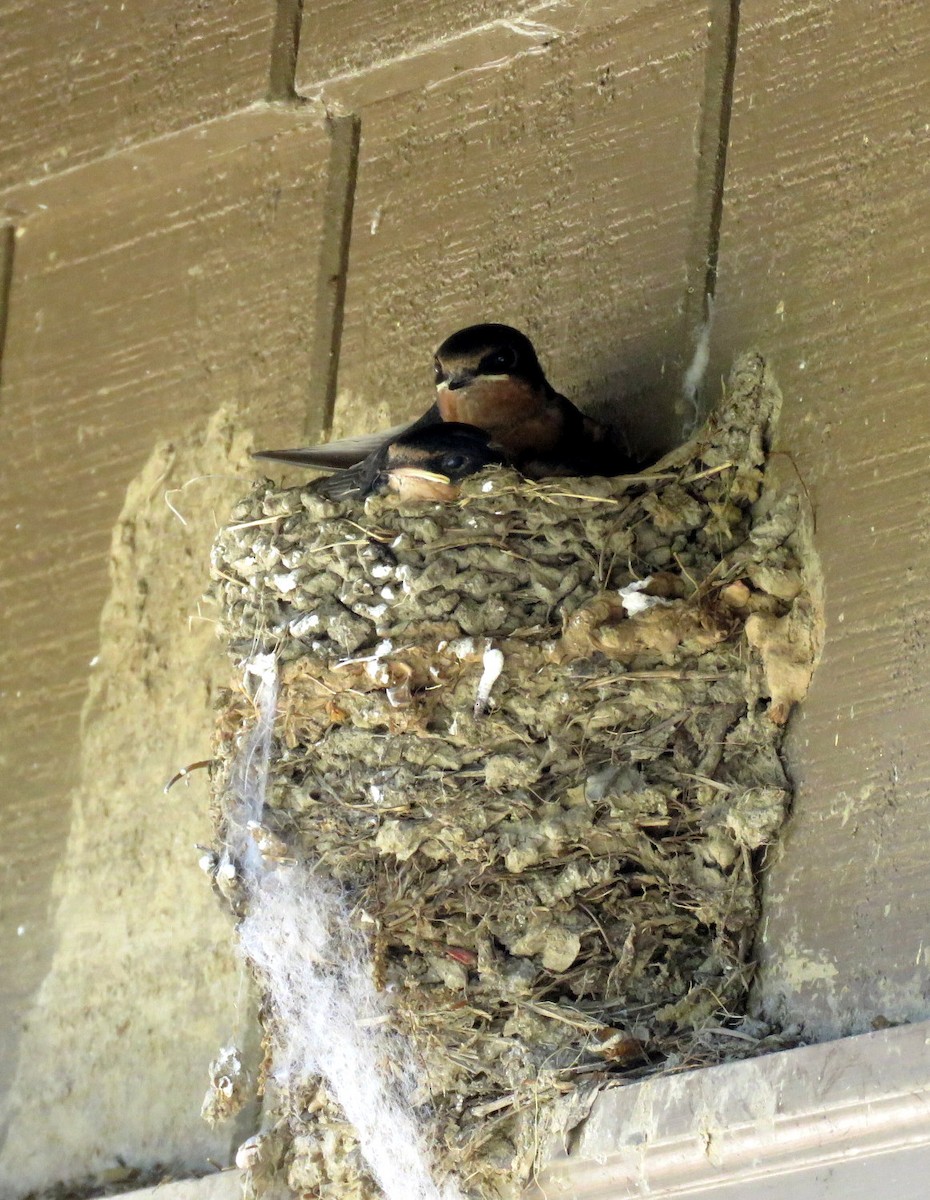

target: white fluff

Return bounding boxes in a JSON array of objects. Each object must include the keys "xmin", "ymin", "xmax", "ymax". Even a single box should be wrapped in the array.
[
  {"xmin": 618, "ymin": 577, "xmax": 670, "ymax": 616},
  {"xmin": 681, "ymin": 294, "xmax": 715, "ymax": 435},
  {"xmin": 225, "ymin": 653, "xmax": 461, "ymax": 1200}
]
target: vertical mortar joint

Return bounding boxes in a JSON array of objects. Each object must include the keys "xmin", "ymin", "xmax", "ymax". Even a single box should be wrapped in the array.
[
  {"xmin": 0, "ymin": 224, "xmax": 16, "ymax": 404},
  {"xmin": 268, "ymin": 0, "xmax": 305, "ymax": 102},
  {"xmin": 701, "ymin": 0, "xmax": 741, "ymax": 304},
  {"xmin": 682, "ymin": 0, "xmax": 741, "ymax": 413},
  {"xmin": 307, "ymin": 114, "xmax": 361, "ymax": 441}
]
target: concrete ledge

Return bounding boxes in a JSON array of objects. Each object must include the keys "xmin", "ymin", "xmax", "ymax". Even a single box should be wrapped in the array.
[
  {"xmin": 122, "ymin": 1171, "xmax": 243, "ymax": 1200},
  {"xmin": 529, "ymin": 1020, "xmax": 930, "ymax": 1198},
  {"xmin": 119, "ymin": 1024, "xmax": 930, "ymax": 1198}
]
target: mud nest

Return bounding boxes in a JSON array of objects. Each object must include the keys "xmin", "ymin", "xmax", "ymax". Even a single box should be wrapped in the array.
[{"xmin": 207, "ymin": 353, "xmax": 820, "ymax": 1198}]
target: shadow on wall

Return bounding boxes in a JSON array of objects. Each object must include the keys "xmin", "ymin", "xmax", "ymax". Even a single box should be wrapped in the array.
[
  {"xmin": 0, "ymin": 409, "xmax": 261, "ymax": 1197},
  {"xmin": 580, "ymin": 327, "xmax": 710, "ymax": 467}
]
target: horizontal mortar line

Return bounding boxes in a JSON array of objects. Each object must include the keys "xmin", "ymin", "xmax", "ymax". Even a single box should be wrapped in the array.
[
  {"xmin": 298, "ymin": 6, "xmax": 564, "ymax": 95},
  {"xmin": 421, "ymin": 42, "xmax": 555, "ymax": 94},
  {"xmin": 0, "ymin": 4, "xmax": 709, "ymax": 203},
  {"xmin": 314, "ymin": 35, "xmax": 702, "ymax": 117},
  {"xmin": 302, "ymin": 0, "xmax": 708, "ymax": 98},
  {"xmin": 0, "ymin": 16, "xmax": 567, "ymax": 203},
  {"xmin": 0, "ymin": 99, "xmax": 328, "ymax": 204}
]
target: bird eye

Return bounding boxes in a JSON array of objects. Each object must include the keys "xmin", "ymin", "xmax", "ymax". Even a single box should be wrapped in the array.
[
  {"xmin": 441, "ymin": 453, "xmax": 467, "ymax": 473},
  {"xmin": 481, "ymin": 346, "xmax": 518, "ymax": 374},
  {"xmin": 433, "ymin": 358, "xmax": 446, "ymax": 385}
]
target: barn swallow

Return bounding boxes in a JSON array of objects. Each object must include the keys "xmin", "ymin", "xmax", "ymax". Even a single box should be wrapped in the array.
[
  {"xmin": 431, "ymin": 323, "xmax": 624, "ymax": 477},
  {"xmin": 252, "ymin": 323, "xmax": 631, "ymax": 491},
  {"xmin": 298, "ymin": 422, "xmax": 506, "ymax": 500}
]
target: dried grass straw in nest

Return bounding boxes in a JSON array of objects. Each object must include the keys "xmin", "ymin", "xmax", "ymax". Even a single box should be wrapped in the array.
[{"xmin": 206, "ymin": 352, "xmax": 822, "ymax": 1199}]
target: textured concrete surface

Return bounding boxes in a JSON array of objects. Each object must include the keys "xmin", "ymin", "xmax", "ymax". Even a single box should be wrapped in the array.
[
  {"xmin": 0, "ymin": 0, "xmax": 277, "ymax": 183},
  {"xmin": 314, "ymin": 0, "xmax": 719, "ymax": 460},
  {"xmin": 0, "ymin": 109, "xmax": 329, "ymax": 1188},
  {"xmin": 711, "ymin": 0, "xmax": 930, "ymax": 1037},
  {"xmin": 0, "ymin": 414, "xmax": 261, "ymax": 1192},
  {"xmin": 123, "ymin": 1172, "xmax": 242, "ymax": 1200}
]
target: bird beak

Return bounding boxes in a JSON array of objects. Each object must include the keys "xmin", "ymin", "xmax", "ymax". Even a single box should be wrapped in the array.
[
  {"xmin": 438, "ymin": 370, "xmax": 474, "ymax": 392},
  {"xmin": 385, "ymin": 467, "xmax": 458, "ymax": 502}
]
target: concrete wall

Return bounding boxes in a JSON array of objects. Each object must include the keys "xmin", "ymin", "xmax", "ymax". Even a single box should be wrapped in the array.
[
  {"xmin": 0, "ymin": 0, "xmax": 928, "ymax": 1192},
  {"xmin": 711, "ymin": 0, "xmax": 930, "ymax": 1036}
]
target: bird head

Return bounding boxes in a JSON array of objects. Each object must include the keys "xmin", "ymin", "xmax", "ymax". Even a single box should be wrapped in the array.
[
  {"xmin": 433, "ymin": 324, "xmax": 547, "ymax": 394},
  {"xmin": 373, "ymin": 422, "xmax": 506, "ymax": 501}
]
